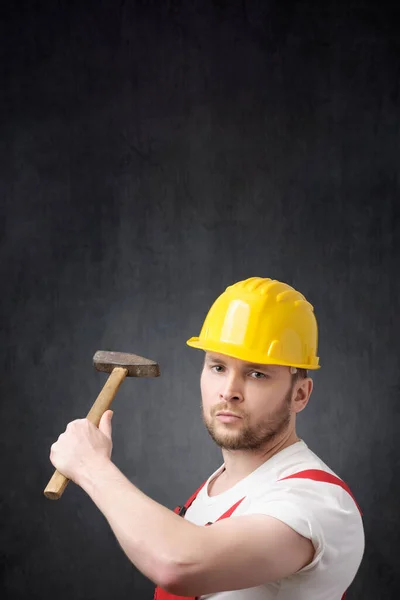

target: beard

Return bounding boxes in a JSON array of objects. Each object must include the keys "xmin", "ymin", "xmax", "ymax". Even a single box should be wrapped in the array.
[{"xmin": 202, "ymin": 382, "xmax": 294, "ymax": 451}]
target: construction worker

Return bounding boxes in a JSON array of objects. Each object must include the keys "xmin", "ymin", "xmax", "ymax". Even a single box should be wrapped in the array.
[{"xmin": 49, "ymin": 277, "xmax": 364, "ymax": 599}]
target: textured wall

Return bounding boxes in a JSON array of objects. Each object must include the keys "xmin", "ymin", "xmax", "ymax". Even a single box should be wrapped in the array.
[{"xmin": 1, "ymin": 1, "xmax": 399, "ymax": 598}]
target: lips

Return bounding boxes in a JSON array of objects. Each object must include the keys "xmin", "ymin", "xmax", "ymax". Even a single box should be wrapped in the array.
[{"xmin": 216, "ymin": 411, "xmax": 241, "ymax": 418}]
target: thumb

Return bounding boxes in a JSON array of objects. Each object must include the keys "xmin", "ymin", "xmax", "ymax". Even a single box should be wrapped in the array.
[{"xmin": 99, "ymin": 410, "xmax": 113, "ymax": 440}]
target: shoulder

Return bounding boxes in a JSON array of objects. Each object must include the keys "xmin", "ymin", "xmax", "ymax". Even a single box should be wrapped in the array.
[
  {"xmin": 239, "ymin": 463, "xmax": 364, "ymax": 576},
  {"xmin": 243, "ymin": 449, "xmax": 363, "ymax": 527}
]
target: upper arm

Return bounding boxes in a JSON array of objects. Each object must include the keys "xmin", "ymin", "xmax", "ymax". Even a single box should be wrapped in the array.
[{"xmin": 164, "ymin": 514, "xmax": 315, "ymax": 597}]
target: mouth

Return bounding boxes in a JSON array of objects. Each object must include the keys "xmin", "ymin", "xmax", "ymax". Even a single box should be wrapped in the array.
[
  {"xmin": 216, "ymin": 411, "xmax": 241, "ymax": 418},
  {"xmin": 215, "ymin": 411, "xmax": 242, "ymax": 423}
]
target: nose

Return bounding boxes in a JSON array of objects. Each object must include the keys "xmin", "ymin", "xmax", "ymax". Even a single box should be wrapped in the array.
[{"xmin": 219, "ymin": 373, "xmax": 244, "ymax": 403}]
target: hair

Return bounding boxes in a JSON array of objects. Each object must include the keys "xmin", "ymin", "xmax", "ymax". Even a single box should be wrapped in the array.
[{"xmin": 291, "ymin": 368, "xmax": 308, "ymax": 383}]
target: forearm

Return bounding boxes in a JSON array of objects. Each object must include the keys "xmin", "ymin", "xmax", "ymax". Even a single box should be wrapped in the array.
[{"xmin": 77, "ymin": 458, "xmax": 201, "ymax": 587}]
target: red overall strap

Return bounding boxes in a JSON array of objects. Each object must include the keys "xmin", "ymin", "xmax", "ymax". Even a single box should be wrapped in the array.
[
  {"xmin": 173, "ymin": 480, "xmax": 208, "ymax": 515},
  {"xmin": 214, "ymin": 497, "xmax": 246, "ymax": 521},
  {"xmin": 278, "ymin": 468, "xmax": 363, "ymax": 515}
]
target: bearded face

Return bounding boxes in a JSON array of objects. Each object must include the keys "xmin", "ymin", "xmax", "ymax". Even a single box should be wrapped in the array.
[{"xmin": 201, "ymin": 353, "xmax": 297, "ymax": 452}]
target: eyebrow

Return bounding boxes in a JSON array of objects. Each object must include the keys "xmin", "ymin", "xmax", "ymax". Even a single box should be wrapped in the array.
[{"xmin": 205, "ymin": 355, "xmax": 276, "ymax": 372}]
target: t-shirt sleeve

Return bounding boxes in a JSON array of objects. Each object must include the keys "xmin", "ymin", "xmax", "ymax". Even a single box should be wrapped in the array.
[{"xmin": 245, "ymin": 480, "xmax": 336, "ymax": 572}]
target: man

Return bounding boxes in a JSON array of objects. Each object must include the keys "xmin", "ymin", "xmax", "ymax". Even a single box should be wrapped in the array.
[{"xmin": 50, "ymin": 277, "xmax": 364, "ymax": 599}]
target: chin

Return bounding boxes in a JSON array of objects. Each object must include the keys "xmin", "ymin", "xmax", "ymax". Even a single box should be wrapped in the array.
[{"xmin": 214, "ymin": 431, "xmax": 242, "ymax": 447}]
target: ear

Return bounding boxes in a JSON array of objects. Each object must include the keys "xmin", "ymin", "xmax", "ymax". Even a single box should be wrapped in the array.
[{"xmin": 292, "ymin": 378, "xmax": 313, "ymax": 413}]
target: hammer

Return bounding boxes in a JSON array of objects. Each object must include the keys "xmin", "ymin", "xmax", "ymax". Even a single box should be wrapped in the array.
[{"xmin": 44, "ymin": 350, "xmax": 160, "ymax": 500}]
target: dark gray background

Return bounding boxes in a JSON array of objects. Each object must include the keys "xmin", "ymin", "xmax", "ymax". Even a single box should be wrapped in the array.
[{"xmin": 1, "ymin": 1, "xmax": 399, "ymax": 598}]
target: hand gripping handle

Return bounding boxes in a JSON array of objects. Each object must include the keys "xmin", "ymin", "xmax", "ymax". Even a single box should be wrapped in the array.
[{"xmin": 43, "ymin": 367, "xmax": 128, "ymax": 500}]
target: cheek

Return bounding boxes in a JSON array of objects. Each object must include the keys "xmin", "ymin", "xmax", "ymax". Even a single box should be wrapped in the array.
[
  {"xmin": 200, "ymin": 371, "xmax": 208, "ymax": 404},
  {"xmin": 200, "ymin": 371, "xmax": 207, "ymax": 397},
  {"xmin": 244, "ymin": 383, "xmax": 280, "ymax": 416},
  {"xmin": 200, "ymin": 371, "xmax": 218, "ymax": 409}
]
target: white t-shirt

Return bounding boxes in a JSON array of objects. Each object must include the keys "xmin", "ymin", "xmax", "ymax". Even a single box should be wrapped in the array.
[{"xmin": 184, "ymin": 440, "xmax": 364, "ymax": 600}]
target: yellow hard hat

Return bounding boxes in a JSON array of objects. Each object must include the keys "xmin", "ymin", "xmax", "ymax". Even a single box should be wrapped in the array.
[{"xmin": 186, "ymin": 277, "xmax": 320, "ymax": 369}]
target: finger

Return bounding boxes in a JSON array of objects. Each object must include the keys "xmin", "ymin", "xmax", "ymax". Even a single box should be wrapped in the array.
[{"xmin": 99, "ymin": 410, "xmax": 113, "ymax": 440}]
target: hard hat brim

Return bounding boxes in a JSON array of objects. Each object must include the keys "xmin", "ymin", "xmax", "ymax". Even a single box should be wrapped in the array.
[{"xmin": 186, "ymin": 337, "xmax": 320, "ymax": 370}]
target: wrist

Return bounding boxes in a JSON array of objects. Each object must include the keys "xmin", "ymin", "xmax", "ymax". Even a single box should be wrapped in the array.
[{"xmin": 76, "ymin": 455, "xmax": 114, "ymax": 493}]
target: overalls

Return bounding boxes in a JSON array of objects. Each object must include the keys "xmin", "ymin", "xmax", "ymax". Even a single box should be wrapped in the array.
[{"xmin": 154, "ymin": 470, "xmax": 362, "ymax": 600}]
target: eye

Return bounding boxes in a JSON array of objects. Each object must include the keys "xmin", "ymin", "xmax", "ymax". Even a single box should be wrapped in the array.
[
  {"xmin": 211, "ymin": 365, "xmax": 225, "ymax": 373},
  {"xmin": 249, "ymin": 371, "xmax": 267, "ymax": 379}
]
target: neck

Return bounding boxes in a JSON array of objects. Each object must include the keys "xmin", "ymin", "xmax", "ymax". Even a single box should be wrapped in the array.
[{"xmin": 220, "ymin": 428, "xmax": 300, "ymax": 484}]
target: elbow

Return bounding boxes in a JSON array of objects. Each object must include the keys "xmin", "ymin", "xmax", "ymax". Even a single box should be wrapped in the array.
[
  {"xmin": 156, "ymin": 528, "xmax": 207, "ymax": 594},
  {"xmin": 158, "ymin": 573, "xmax": 183, "ymax": 596},
  {"xmin": 124, "ymin": 549, "xmax": 185, "ymax": 592},
  {"xmin": 157, "ymin": 564, "xmax": 185, "ymax": 595},
  {"xmin": 157, "ymin": 558, "xmax": 198, "ymax": 596}
]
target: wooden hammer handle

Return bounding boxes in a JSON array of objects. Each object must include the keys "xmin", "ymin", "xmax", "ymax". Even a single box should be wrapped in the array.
[{"xmin": 44, "ymin": 367, "xmax": 128, "ymax": 500}]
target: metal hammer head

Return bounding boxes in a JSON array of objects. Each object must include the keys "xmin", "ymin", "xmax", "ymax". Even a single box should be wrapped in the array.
[{"xmin": 93, "ymin": 350, "xmax": 160, "ymax": 377}]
